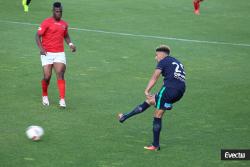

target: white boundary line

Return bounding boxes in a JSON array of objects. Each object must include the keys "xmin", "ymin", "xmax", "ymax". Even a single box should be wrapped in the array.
[{"xmin": 1, "ymin": 20, "xmax": 250, "ymax": 47}]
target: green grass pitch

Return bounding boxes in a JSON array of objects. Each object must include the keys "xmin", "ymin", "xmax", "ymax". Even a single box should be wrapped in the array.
[{"xmin": 0, "ymin": 0, "xmax": 250, "ymax": 166}]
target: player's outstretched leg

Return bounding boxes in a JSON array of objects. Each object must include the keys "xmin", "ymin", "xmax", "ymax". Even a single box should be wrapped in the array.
[{"xmin": 118, "ymin": 101, "xmax": 150, "ymax": 123}]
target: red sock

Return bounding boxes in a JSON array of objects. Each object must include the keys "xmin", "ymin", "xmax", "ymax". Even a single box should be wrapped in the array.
[
  {"xmin": 193, "ymin": 1, "xmax": 200, "ymax": 11},
  {"xmin": 197, "ymin": 1, "xmax": 200, "ymax": 10},
  {"xmin": 57, "ymin": 79, "xmax": 65, "ymax": 99},
  {"xmin": 41, "ymin": 80, "xmax": 50, "ymax": 96}
]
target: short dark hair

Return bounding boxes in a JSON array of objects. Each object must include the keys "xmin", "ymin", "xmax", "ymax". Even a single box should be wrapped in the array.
[
  {"xmin": 53, "ymin": 2, "xmax": 62, "ymax": 8},
  {"xmin": 155, "ymin": 45, "xmax": 171, "ymax": 55}
]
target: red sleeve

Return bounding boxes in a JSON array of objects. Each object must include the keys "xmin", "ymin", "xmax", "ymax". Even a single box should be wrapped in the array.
[{"xmin": 37, "ymin": 20, "xmax": 48, "ymax": 36}]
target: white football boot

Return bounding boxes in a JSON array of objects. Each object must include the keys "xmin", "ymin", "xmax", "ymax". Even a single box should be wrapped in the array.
[
  {"xmin": 59, "ymin": 99, "xmax": 66, "ymax": 108},
  {"xmin": 42, "ymin": 96, "xmax": 49, "ymax": 106}
]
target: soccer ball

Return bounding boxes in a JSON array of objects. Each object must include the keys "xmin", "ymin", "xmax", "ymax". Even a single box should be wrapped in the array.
[{"xmin": 26, "ymin": 125, "xmax": 44, "ymax": 141}]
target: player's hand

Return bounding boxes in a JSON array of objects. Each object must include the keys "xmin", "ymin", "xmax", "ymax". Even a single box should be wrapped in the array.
[
  {"xmin": 145, "ymin": 93, "xmax": 155, "ymax": 105},
  {"xmin": 146, "ymin": 95, "xmax": 152, "ymax": 101},
  {"xmin": 144, "ymin": 91, "xmax": 152, "ymax": 97},
  {"xmin": 40, "ymin": 49, "xmax": 47, "ymax": 56},
  {"xmin": 69, "ymin": 44, "xmax": 76, "ymax": 52}
]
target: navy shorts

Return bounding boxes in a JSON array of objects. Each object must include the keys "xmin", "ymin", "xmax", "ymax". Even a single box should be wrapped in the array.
[{"xmin": 155, "ymin": 86, "xmax": 184, "ymax": 110}]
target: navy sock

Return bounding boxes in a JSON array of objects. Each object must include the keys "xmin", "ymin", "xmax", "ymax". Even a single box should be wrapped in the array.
[
  {"xmin": 121, "ymin": 101, "xmax": 150, "ymax": 122},
  {"xmin": 152, "ymin": 117, "xmax": 162, "ymax": 147}
]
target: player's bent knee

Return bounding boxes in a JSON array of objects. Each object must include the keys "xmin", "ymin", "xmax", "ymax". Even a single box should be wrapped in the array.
[
  {"xmin": 147, "ymin": 96, "xmax": 156, "ymax": 105},
  {"xmin": 150, "ymin": 101, "xmax": 156, "ymax": 106},
  {"xmin": 146, "ymin": 99, "xmax": 155, "ymax": 106}
]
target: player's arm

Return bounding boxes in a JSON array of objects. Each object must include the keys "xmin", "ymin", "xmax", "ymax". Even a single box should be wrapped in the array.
[
  {"xmin": 64, "ymin": 32, "xmax": 76, "ymax": 52},
  {"xmin": 35, "ymin": 33, "xmax": 46, "ymax": 55},
  {"xmin": 144, "ymin": 69, "xmax": 162, "ymax": 97}
]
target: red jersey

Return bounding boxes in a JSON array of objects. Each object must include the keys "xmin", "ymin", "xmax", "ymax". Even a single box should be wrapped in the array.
[{"xmin": 37, "ymin": 17, "xmax": 68, "ymax": 52}]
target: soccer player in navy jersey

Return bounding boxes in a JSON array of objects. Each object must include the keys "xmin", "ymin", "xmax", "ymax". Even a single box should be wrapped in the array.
[{"xmin": 118, "ymin": 45, "xmax": 186, "ymax": 151}]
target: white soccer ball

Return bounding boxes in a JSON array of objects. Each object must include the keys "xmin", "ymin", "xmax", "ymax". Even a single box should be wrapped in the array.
[{"xmin": 26, "ymin": 125, "xmax": 44, "ymax": 141}]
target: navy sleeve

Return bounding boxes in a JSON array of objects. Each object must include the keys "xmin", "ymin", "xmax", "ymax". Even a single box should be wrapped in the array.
[{"xmin": 156, "ymin": 60, "xmax": 164, "ymax": 70}]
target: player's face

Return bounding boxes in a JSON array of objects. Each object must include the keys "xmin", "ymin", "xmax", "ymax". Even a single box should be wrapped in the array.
[
  {"xmin": 155, "ymin": 52, "xmax": 164, "ymax": 62},
  {"xmin": 53, "ymin": 7, "xmax": 62, "ymax": 20}
]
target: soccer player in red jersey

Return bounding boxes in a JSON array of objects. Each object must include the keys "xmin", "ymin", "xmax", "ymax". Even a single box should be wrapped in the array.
[
  {"xmin": 193, "ymin": 0, "xmax": 204, "ymax": 15},
  {"xmin": 35, "ymin": 2, "xmax": 76, "ymax": 108}
]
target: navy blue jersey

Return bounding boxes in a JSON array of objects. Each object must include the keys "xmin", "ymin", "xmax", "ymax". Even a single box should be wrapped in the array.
[{"xmin": 156, "ymin": 56, "xmax": 186, "ymax": 93}]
